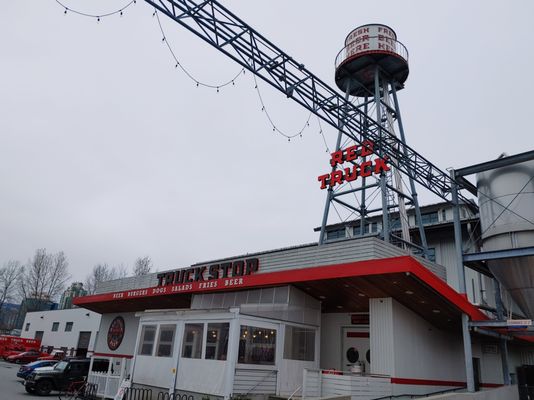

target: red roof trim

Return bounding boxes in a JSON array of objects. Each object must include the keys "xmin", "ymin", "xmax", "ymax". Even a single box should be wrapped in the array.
[
  {"xmin": 74, "ymin": 256, "xmax": 486, "ymax": 320},
  {"xmin": 391, "ymin": 377, "xmax": 465, "ymax": 387},
  {"xmin": 92, "ymin": 352, "xmax": 133, "ymax": 359},
  {"xmin": 391, "ymin": 377, "xmax": 502, "ymax": 388}
]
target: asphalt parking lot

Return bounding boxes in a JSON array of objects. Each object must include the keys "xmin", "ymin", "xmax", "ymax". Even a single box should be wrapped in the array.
[{"xmin": 0, "ymin": 360, "xmax": 50, "ymax": 399}]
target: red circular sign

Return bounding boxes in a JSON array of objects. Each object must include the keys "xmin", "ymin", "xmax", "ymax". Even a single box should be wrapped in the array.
[{"xmin": 107, "ymin": 316, "xmax": 125, "ymax": 351}]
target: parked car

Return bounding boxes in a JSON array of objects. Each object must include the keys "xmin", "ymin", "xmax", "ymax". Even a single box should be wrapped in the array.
[
  {"xmin": 24, "ymin": 358, "xmax": 91, "ymax": 396},
  {"xmin": 2, "ymin": 349, "xmax": 25, "ymax": 360},
  {"xmin": 17, "ymin": 360, "xmax": 57, "ymax": 379},
  {"xmin": 38, "ymin": 350, "xmax": 65, "ymax": 361},
  {"xmin": 6, "ymin": 349, "xmax": 43, "ymax": 364}
]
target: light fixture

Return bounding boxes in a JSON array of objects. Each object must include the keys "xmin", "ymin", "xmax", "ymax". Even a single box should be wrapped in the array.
[
  {"xmin": 405, "ymin": 290, "xmax": 414, "ymax": 295},
  {"xmin": 319, "ymin": 295, "xmax": 326, "ymax": 300},
  {"xmin": 358, "ymin": 293, "xmax": 366, "ymax": 297},
  {"xmin": 432, "ymin": 309, "xmax": 441, "ymax": 314},
  {"xmin": 336, "ymin": 305, "xmax": 343, "ymax": 309}
]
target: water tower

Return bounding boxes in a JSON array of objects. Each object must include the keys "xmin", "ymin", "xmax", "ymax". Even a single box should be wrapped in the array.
[{"xmin": 319, "ymin": 24, "xmax": 429, "ymax": 256}]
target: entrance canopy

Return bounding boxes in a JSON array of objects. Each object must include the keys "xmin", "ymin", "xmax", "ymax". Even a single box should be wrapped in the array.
[{"xmin": 74, "ymin": 256, "xmax": 487, "ymax": 331}]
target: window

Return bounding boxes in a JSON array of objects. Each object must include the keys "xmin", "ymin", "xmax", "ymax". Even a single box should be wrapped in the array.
[
  {"xmin": 65, "ymin": 322, "xmax": 73, "ymax": 332},
  {"xmin": 427, "ymin": 247, "xmax": 436, "ymax": 262},
  {"xmin": 284, "ymin": 326, "xmax": 315, "ymax": 361},
  {"xmin": 156, "ymin": 325, "xmax": 176, "ymax": 357},
  {"xmin": 138, "ymin": 325, "xmax": 157, "ymax": 356},
  {"xmin": 25, "ymin": 323, "xmax": 30, "ymax": 331},
  {"xmin": 52, "ymin": 322, "xmax": 60, "ymax": 332},
  {"xmin": 420, "ymin": 211, "xmax": 439, "ymax": 225},
  {"xmin": 182, "ymin": 323, "xmax": 204, "ymax": 359},
  {"xmin": 91, "ymin": 358, "xmax": 110, "ymax": 373},
  {"xmin": 326, "ymin": 228, "xmax": 345, "ymax": 240},
  {"xmin": 353, "ymin": 223, "xmax": 376, "ymax": 236},
  {"xmin": 205, "ymin": 323, "xmax": 229, "ymax": 361},
  {"xmin": 238, "ymin": 325, "xmax": 276, "ymax": 365},
  {"xmin": 390, "ymin": 217, "xmax": 401, "ymax": 230},
  {"xmin": 35, "ymin": 331, "xmax": 44, "ymax": 341}
]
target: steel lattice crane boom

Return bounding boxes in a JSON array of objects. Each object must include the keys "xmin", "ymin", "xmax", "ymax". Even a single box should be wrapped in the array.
[{"xmin": 145, "ymin": 0, "xmax": 474, "ymax": 207}]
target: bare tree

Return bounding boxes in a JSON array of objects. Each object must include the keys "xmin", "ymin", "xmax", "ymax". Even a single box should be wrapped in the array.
[
  {"xmin": 115, "ymin": 264, "xmax": 128, "ymax": 279},
  {"xmin": 0, "ymin": 260, "xmax": 22, "ymax": 311},
  {"xmin": 85, "ymin": 264, "xmax": 113, "ymax": 295},
  {"xmin": 19, "ymin": 249, "xmax": 70, "ymax": 306},
  {"xmin": 133, "ymin": 256, "xmax": 152, "ymax": 276},
  {"xmin": 85, "ymin": 263, "xmax": 129, "ymax": 294}
]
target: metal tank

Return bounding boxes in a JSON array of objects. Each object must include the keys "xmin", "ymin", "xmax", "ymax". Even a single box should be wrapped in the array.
[
  {"xmin": 477, "ymin": 156, "xmax": 534, "ymax": 318},
  {"xmin": 335, "ymin": 24, "xmax": 409, "ymax": 96}
]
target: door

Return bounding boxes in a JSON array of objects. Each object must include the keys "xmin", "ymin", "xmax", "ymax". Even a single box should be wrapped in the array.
[
  {"xmin": 342, "ymin": 328, "xmax": 370, "ymax": 373},
  {"xmin": 76, "ymin": 332, "xmax": 91, "ymax": 358},
  {"xmin": 34, "ymin": 331, "xmax": 44, "ymax": 341}
]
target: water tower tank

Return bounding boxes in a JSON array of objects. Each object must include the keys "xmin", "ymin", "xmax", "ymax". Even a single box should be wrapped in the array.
[
  {"xmin": 335, "ymin": 24, "xmax": 409, "ymax": 96},
  {"xmin": 477, "ymin": 157, "xmax": 534, "ymax": 318}
]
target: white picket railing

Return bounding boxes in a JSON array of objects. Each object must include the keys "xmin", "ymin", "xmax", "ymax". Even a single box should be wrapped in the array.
[
  {"xmin": 303, "ymin": 369, "xmax": 392, "ymax": 400},
  {"xmin": 88, "ymin": 370, "xmax": 122, "ymax": 398}
]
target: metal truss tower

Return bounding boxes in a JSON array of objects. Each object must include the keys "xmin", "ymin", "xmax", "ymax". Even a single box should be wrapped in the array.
[{"xmin": 318, "ymin": 25, "xmax": 428, "ymax": 255}]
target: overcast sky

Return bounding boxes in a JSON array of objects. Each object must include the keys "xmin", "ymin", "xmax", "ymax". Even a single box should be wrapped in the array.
[{"xmin": 2, "ymin": 0, "xmax": 533, "ymax": 284}]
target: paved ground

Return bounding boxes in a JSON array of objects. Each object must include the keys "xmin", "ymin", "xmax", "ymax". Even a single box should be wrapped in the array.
[{"xmin": 0, "ymin": 360, "xmax": 54, "ymax": 399}]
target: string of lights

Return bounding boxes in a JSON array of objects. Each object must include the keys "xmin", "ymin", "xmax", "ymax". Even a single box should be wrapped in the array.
[
  {"xmin": 154, "ymin": 9, "xmax": 245, "ymax": 91},
  {"xmin": 316, "ymin": 117, "xmax": 331, "ymax": 153},
  {"xmin": 56, "ymin": 0, "xmax": 136, "ymax": 20},
  {"xmin": 252, "ymin": 74, "xmax": 312, "ymax": 141},
  {"xmin": 54, "ymin": 2, "xmax": 331, "ymax": 148},
  {"xmin": 155, "ymin": 8, "xmax": 314, "ymax": 142}
]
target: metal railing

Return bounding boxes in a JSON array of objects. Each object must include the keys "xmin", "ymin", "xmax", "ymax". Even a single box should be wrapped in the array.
[
  {"xmin": 335, "ymin": 36, "xmax": 409, "ymax": 70},
  {"xmin": 157, "ymin": 393, "xmax": 195, "ymax": 400},
  {"xmin": 123, "ymin": 387, "xmax": 153, "ymax": 400}
]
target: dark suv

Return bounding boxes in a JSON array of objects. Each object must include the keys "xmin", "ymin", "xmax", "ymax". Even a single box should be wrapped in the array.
[{"xmin": 24, "ymin": 358, "xmax": 90, "ymax": 396}]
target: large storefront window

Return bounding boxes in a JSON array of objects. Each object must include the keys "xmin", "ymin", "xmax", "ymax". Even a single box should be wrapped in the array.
[
  {"xmin": 238, "ymin": 325, "xmax": 276, "ymax": 365},
  {"xmin": 283, "ymin": 326, "xmax": 315, "ymax": 361},
  {"xmin": 205, "ymin": 323, "xmax": 229, "ymax": 361},
  {"xmin": 157, "ymin": 324, "xmax": 176, "ymax": 357},
  {"xmin": 138, "ymin": 325, "xmax": 157, "ymax": 356},
  {"xmin": 182, "ymin": 323, "xmax": 204, "ymax": 359}
]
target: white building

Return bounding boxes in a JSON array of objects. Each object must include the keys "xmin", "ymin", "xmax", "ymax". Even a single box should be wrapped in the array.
[
  {"xmin": 71, "ymin": 207, "xmax": 533, "ymax": 400},
  {"xmin": 21, "ymin": 308, "xmax": 101, "ymax": 358}
]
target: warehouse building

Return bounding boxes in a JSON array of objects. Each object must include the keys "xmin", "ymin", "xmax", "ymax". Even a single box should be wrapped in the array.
[{"xmin": 21, "ymin": 308, "xmax": 101, "ymax": 358}]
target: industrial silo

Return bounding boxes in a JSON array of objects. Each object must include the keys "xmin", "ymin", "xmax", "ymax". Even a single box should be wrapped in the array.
[{"xmin": 477, "ymin": 156, "xmax": 534, "ymax": 318}]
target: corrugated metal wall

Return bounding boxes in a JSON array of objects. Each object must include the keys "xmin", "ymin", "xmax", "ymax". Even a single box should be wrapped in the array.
[
  {"xmin": 95, "ymin": 237, "xmax": 446, "ymax": 294},
  {"xmin": 369, "ymin": 298, "xmax": 394, "ymax": 376},
  {"xmin": 232, "ymin": 368, "xmax": 277, "ymax": 395}
]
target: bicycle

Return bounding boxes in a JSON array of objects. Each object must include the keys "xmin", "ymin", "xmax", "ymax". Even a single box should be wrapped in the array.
[{"xmin": 58, "ymin": 379, "xmax": 98, "ymax": 400}]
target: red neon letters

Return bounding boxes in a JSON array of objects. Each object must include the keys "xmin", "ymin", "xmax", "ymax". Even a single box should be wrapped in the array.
[{"xmin": 317, "ymin": 140, "xmax": 390, "ymax": 189}]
